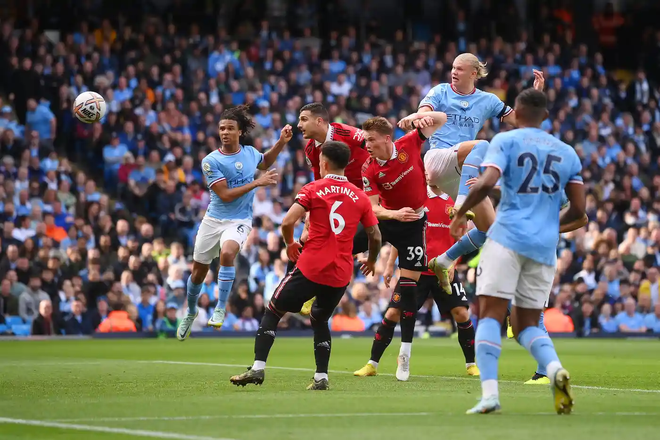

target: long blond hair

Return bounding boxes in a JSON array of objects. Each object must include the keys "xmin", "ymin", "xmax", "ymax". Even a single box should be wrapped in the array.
[{"xmin": 455, "ymin": 53, "xmax": 489, "ymax": 79}]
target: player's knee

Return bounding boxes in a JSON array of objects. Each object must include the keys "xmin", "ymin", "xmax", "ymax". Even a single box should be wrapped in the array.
[
  {"xmin": 451, "ymin": 307, "xmax": 470, "ymax": 323},
  {"xmin": 385, "ymin": 308, "xmax": 401, "ymax": 322},
  {"xmin": 219, "ymin": 248, "xmax": 238, "ymax": 266}
]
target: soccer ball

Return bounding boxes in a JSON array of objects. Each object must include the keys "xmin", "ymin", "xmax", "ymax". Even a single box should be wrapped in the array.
[{"xmin": 73, "ymin": 91, "xmax": 107, "ymax": 123}]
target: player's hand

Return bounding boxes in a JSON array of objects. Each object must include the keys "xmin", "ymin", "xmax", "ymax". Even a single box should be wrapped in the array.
[
  {"xmin": 255, "ymin": 169, "xmax": 278, "ymax": 186},
  {"xmin": 359, "ymin": 259, "xmax": 377, "ymax": 277},
  {"xmin": 279, "ymin": 124, "xmax": 293, "ymax": 143},
  {"xmin": 449, "ymin": 215, "xmax": 468, "ymax": 241},
  {"xmin": 465, "ymin": 177, "xmax": 478, "ymax": 189},
  {"xmin": 415, "ymin": 116, "xmax": 435, "ymax": 129},
  {"xmin": 383, "ymin": 265, "xmax": 394, "ymax": 288},
  {"xmin": 533, "ymin": 69, "xmax": 545, "ymax": 91},
  {"xmin": 286, "ymin": 241, "xmax": 302, "ymax": 263},
  {"xmin": 394, "ymin": 207, "xmax": 419, "ymax": 222}
]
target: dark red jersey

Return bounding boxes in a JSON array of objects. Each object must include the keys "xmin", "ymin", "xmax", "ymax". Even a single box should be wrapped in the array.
[
  {"xmin": 294, "ymin": 175, "xmax": 378, "ymax": 287},
  {"xmin": 361, "ymin": 129, "xmax": 428, "ymax": 212},
  {"xmin": 422, "ymin": 188, "xmax": 456, "ymax": 276},
  {"xmin": 304, "ymin": 122, "xmax": 369, "ymax": 188}
]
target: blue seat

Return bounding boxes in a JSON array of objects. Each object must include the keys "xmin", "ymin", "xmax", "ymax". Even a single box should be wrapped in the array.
[
  {"xmin": 5, "ymin": 316, "xmax": 23, "ymax": 326},
  {"xmin": 11, "ymin": 324, "xmax": 31, "ymax": 336},
  {"xmin": 0, "ymin": 324, "xmax": 7, "ymax": 333}
]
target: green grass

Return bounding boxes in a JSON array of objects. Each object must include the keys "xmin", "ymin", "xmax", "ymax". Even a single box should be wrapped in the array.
[{"xmin": 1, "ymin": 337, "xmax": 660, "ymax": 440}]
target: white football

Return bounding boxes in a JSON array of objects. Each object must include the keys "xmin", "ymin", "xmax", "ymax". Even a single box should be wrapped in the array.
[{"xmin": 73, "ymin": 91, "xmax": 107, "ymax": 123}]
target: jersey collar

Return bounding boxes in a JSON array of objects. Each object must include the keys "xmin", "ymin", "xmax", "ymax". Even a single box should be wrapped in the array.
[
  {"xmin": 325, "ymin": 174, "xmax": 347, "ymax": 181},
  {"xmin": 450, "ymin": 84, "xmax": 476, "ymax": 96},
  {"xmin": 426, "ymin": 185, "xmax": 449, "ymax": 199},
  {"xmin": 376, "ymin": 142, "xmax": 397, "ymax": 166},
  {"xmin": 315, "ymin": 125, "xmax": 334, "ymax": 147}
]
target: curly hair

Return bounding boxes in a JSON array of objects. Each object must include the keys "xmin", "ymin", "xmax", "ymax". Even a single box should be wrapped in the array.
[{"xmin": 219, "ymin": 105, "xmax": 256, "ymax": 135}]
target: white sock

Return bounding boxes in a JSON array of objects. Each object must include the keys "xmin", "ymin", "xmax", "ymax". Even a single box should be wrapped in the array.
[
  {"xmin": 368, "ymin": 360, "xmax": 378, "ymax": 368},
  {"xmin": 437, "ymin": 253, "xmax": 454, "ymax": 268},
  {"xmin": 482, "ymin": 379, "xmax": 499, "ymax": 399},
  {"xmin": 546, "ymin": 361, "xmax": 562, "ymax": 381},
  {"xmin": 252, "ymin": 360, "xmax": 266, "ymax": 371},
  {"xmin": 466, "ymin": 362, "xmax": 476, "ymax": 368},
  {"xmin": 314, "ymin": 372, "xmax": 328, "ymax": 381},
  {"xmin": 399, "ymin": 342, "xmax": 412, "ymax": 357}
]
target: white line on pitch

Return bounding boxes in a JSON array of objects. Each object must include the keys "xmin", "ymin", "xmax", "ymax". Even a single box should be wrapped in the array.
[
  {"xmin": 141, "ymin": 360, "xmax": 660, "ymax": 394},
  {"xmin": 0, "ymin": 417, "xmax": 236, "ymax": 440},
  {"xmin": 51, "ymin": 412, "xmax": 433, "ymax": 423}
]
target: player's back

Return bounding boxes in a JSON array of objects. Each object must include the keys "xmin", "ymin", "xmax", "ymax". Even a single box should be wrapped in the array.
[
  {"xmin": 304, "ymin": 123, "xmax": 368, "ymax": 187},
  {"xmin": 423, "ymin": 188, "xmax": 455, "ymax": 276},
  {"xmin": 485, "ymin": 128, "xmax": 582, "ymax": 266},
  {"xmin": 295, "ymin": 175, "xmax": 374, "ymax": 287},
  {"xmin": 203, "ymin": 145, "xmax": 263, "ymax": 221},
  {"xmin": 419, "ymin": 83, "xmax": 510, "ymax": 149}
]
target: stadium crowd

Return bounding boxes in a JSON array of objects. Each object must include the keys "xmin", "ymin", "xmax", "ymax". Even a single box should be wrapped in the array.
[{"xmin": 0, "ymin": 0, "xmax": 659, "ymax": 337}]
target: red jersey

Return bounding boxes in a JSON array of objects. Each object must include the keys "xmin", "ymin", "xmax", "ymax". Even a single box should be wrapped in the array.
[
  {"xmin": 422, "ymin": 188, "xmax": 456, "ymax": 276},
  {"xmin": 294, "ymin": 175, "xmax": 378, "ymax": 287},
  {"xmin": 361, "ymin": 129, "xmax": 427, "ymax": 211},
  {"xmin": 304, "ymin": 122, "xmax": 369, "ymax": 188}
]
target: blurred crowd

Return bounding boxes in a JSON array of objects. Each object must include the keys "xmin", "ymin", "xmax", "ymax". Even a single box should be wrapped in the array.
[{"xmin": 0, "ymin": 0, "xmax": 659, "ymax": 337}]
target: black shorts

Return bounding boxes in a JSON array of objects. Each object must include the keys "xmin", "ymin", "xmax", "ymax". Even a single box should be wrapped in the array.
[
  {"xmin": 353, "ymin": 215, "xmax": 427, "ymax": 272},
  {"xmin": 269, "ymin": 268, "xmax": 346, "ymax": 322},
  {"xmin": 412, "ymin": 274, "xmax": 469, "ymax": 313}
]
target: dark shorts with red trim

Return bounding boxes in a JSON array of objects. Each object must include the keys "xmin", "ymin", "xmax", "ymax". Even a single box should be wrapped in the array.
[
  {"xmin": 415, "ymin": 274, "xmax": 468, "ymax": 312},
  {"xmin": 353, "ymin": 214, "xmax": 428, "ymax": 272},
  {"xmin": 269, "ymin": 268, "xmax": 347, "ymax": 322}
]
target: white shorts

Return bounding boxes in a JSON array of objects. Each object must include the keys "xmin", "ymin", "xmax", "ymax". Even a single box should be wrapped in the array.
[
  {"xmin": 192, "ymin": 217, "xmax": 251, "ymax": 264},
  {"xmin": 476, "ymin": 239, "xmax": 555, "ymax": 309},
  {"xmin": 424, "ymin": 146, "xmax": 461, "ymax": 199}
]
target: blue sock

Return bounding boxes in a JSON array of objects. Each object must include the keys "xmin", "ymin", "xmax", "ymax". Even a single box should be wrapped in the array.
[
  {"xmin": 215, "ymin": 266, "xmax": 236, "ymax": 311},
  {"xmin": 457, "ymin": 140, "xmax": 489, "ymax": 200},
  {"xmin": 475, "ymin": 317, "xmax": 502, "ymax": 398},
  {"xmin": 535, "ymin": 311, "xmax": 549, "ymax": 376},
  {"xmin": 186, "ymin": 276, "xmax": 202, "ymax": 314},
  {"xmin": 518, "ymin": 324, "xmax": 561, "ymax": 379},
  {"xmin": 446, "ymin": 228, "xmax": 487, "ymax": 261}
]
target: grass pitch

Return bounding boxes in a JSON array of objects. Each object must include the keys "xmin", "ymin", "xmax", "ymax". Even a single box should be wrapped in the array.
[{"xmin": 1, "ymin": 337, "xmax": 660, "ymax": 440}]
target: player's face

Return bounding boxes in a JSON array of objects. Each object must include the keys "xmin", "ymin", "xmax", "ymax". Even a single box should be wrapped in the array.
[
  {"xmin": 218, "ymin": 120, "xmax": 242, "ymax": 146},
  {"xmin": 297, "ymin": 111, "xmax": 322, "ymax": 140},
  {"xmin": 451, "ymin": 60, "xmax": 476, "ymax": 88},
  {"xmin": 364, "ymin": 130, "xmax": 391, "ymax": 160}
]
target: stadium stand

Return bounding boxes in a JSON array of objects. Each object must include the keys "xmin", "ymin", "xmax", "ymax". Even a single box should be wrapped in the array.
[{"xmin": 0, "ymin": 0, "xmax": 659, "ymax": 337}]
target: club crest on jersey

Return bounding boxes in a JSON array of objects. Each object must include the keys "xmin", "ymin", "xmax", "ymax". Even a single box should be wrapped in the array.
[
  {"xmin": 397, "ymin": 151, "xmax": 409, "ymax": 163},
  {"xmin": 235, "ymin": 162, "xmax": 243, "ymax": 170},
  {"xmin": 391, "ymin": 293, "xmax": 401, "ymax": 303},
  {"xmin": 378, "ymin": 172, "xmax": 386, "ymax": 178},
  {"xmin": 445, "ymin": 205, "xmax": 453, "ymax": 215},
  {"xmin": 460, "ymin": 100, "xmax": 469, "ymax": 108}
]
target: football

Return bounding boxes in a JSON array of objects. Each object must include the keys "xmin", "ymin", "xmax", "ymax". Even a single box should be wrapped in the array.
[{"xmin": 73, "ymin": 91, "xmax": 107, "ymax": 123}]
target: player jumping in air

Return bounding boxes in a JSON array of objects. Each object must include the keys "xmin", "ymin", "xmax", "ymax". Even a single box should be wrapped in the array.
[
  {"xmin": 230, "ymin": 141, "xmax": 382, "ymax": 390},
  {"xmin": 353, "ymin": 112, "xmax": 447, "ymax": 381},
  {"xmin": 449, "ymin": 89, "xmax": 585, "ymax": 414},
  {"xmin": 176, "ymin": 106, "xmax": 292, "ymax": 339},
  {"xmin": 356, "ymin": 184, "xmax": 479, "ymax": 377},
  {"xmin": 415, "ymin": 53, "xmax": 544, "ymax": 294},
  {"xmin": 293, "ymin": 103, "xmax": 369, "ymax": 315}
]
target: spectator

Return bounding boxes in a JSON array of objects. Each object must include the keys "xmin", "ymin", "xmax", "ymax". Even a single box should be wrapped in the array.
[
  {"xmin": 64, "ymin": 300, "xmax": 93, "ymax": 335},
  {"xmin": 18, "ymin": 273, "xmax": 50, "ymax": 322},
  {"xmin": 155, "ymin": 302, "xmax": 179, "ymax": 333},
  {"xmin": 96, "ymin": 302, "xmax": 137, "ymax": 333},
  {"xmin": 543, "ymin": 302, "xmax": 575, "ymax": 333},
  {"xmin": 331, "ymin": 302, "xmax": 365, "ymax": 332},
  {"xmin": 615, "ymin": 297, "xmax": 647, "ymax": 333},
  {"xmin": 234, "ymin": 306, "xmax": 259, "ymax": 331},
  {"xmin": 644, "ymin": 303, "xmax": 660, "ymax": 333},
  {"xmin": 358, "ymin": 301, "xmax": 382, "ymax": 331},
  {"xmin": 0, "ymin": 278, "xmax": 19, "ymax": 316},
  {"xmin": 572, "ymin": 299, "xmax": 600, "ymax": 337},
  {"xmin": 31, "ymin": 299, "xmax": 60, "ymax": 335}
]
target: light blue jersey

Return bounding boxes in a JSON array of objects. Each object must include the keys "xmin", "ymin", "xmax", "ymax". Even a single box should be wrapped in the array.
[
  {"xmin": 419, "ymin": 83, "xmax": 512, "ymax": 149},
  {"xmin": 201, "ymin": 145, "xmax": 264, "ymax": 221},
  {"xmin": 482, "ymin": 128, "xmax": 583, "ymax": 266}
]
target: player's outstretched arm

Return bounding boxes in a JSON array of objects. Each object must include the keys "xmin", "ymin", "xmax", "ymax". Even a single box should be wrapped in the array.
[
  {"xmin": 559, "ymin": 182, "xmax": 586, "ymax": 231},
  {"xmin": 397, "ymin": 111, "xmax": 447, "ymax": 139},
  {"xmin": 368, "ymin": 195, "xmax": 419, "ymax": 222},
  {"xmin": 502, "ymin": 70, "xmax": 545, "ymax": 126},
  {"xmin": 212, "ymin": 169, "xmax": 278, "ymax": 203},
  {"xmin": 281, "ymin": 202, "xmax": 306, "ymax": 263},
  {"xmin": 258, "ymin": 125, "xmax": 293, "ymax": 170}
]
